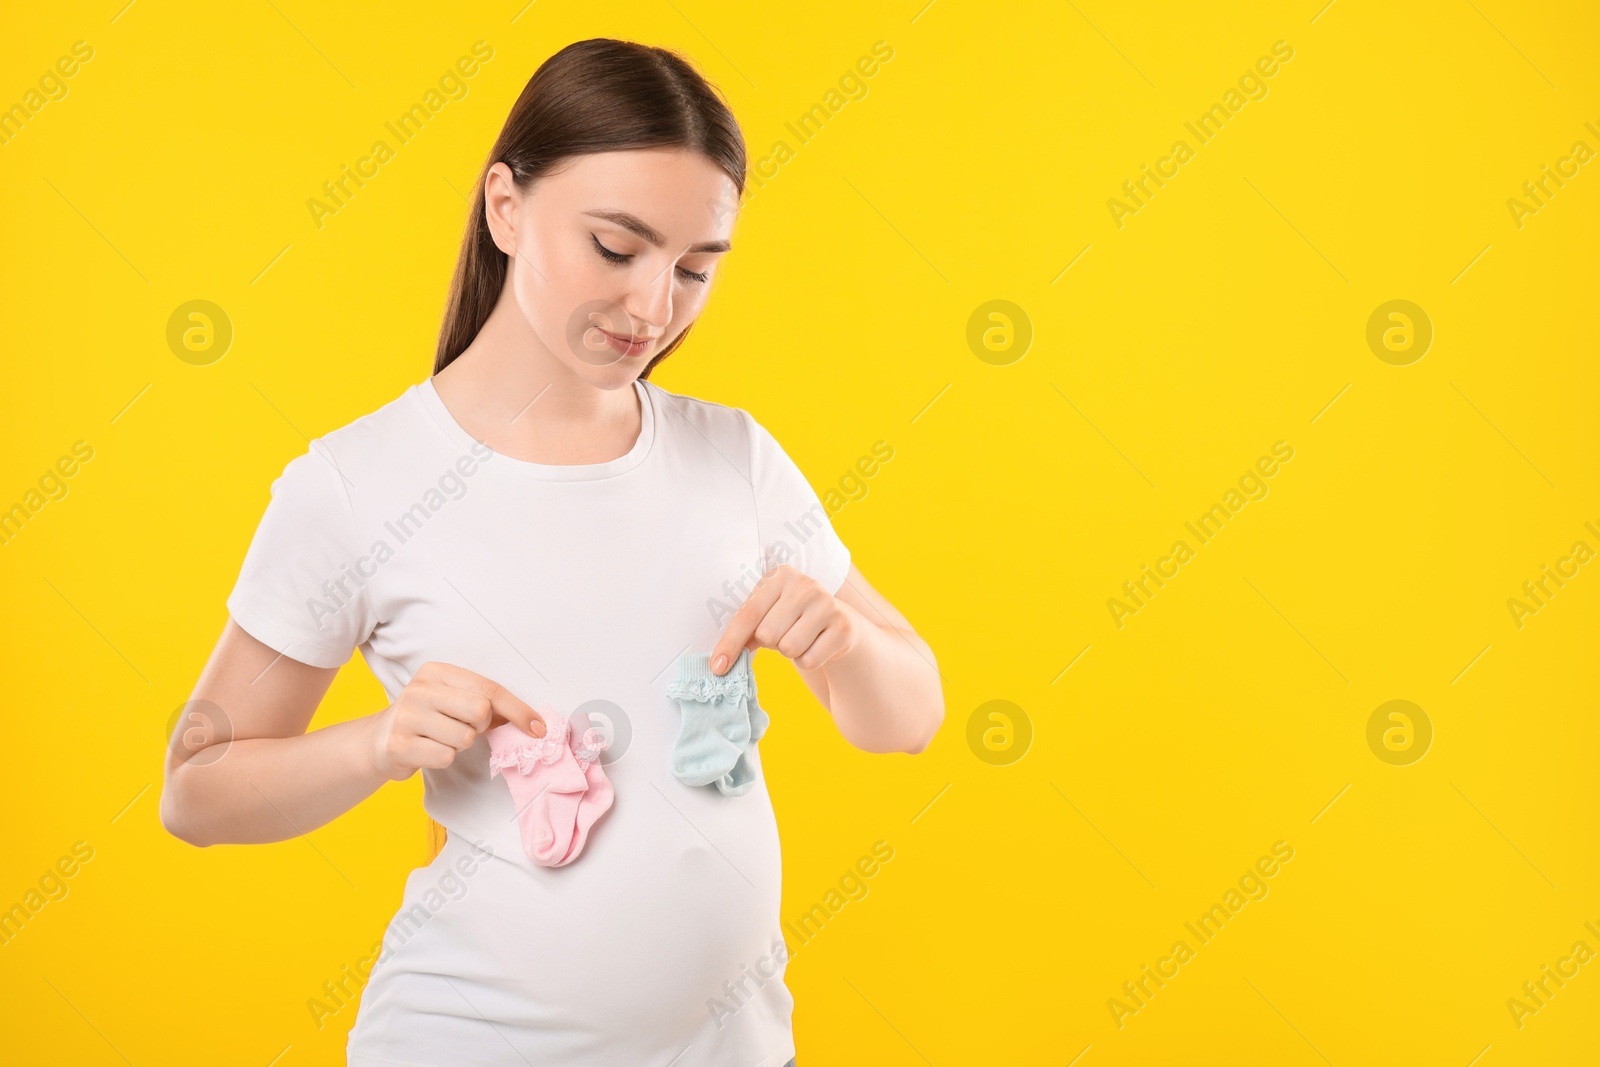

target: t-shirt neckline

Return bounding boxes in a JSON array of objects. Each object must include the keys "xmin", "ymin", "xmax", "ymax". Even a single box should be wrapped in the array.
[{"xmin": 415, "ymin": 374, "xmax": 656, "ymax": 482}]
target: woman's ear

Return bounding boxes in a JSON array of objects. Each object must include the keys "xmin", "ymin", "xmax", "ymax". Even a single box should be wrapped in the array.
[{"xmin": 483, "ymin": 162, "xmax": 521, "ymax": 257}]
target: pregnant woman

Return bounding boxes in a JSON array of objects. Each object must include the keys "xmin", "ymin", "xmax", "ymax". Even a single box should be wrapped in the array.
[{"xmin": 160, "ymin": 37, "xmax": 942, "ymax": 1067}]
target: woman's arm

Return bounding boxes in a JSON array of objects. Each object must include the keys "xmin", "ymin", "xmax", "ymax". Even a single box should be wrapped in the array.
[
  {"xmin": 711, "ymin": 563, "xmax": 944, "ymax": 755},
  {"xmin": 162, "ymin": 621, "xmax": 545, "ymax": 847},
  {"xmin": 805, "ymin": 564, "xmax": 943, "ymax": 754},
  {"xmin": 160, "ymin": 619, "xmax": 391, "ymax": 847}
]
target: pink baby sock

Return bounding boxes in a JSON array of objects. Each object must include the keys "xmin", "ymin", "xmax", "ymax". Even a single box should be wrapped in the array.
[
  {"xmin": 487, "ymin": 708, "xmax": 590, "ymax": 867},
  {"xmin": 554, "ymin": 725, "xmax": 615, "ymax": 866}
]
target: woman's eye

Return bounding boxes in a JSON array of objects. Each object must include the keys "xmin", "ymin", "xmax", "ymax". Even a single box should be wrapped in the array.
[
  {"xmin": 591, "ymin": 234, "xmax": 711, "ymax": 285},
  {"xmin": 591, "ymin": 234, "xmax": 629, "ymax": 264}
]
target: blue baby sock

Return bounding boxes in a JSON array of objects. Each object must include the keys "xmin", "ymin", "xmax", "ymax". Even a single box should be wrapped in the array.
[
  {"xmin": 667, "ymin": 649, "xmax": 754, "ymax": 787},
  {"xmin": 714, "ymin": 659, "xmax": 769, "ymax": 797}
]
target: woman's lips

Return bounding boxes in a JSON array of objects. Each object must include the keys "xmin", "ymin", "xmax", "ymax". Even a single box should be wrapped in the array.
[{"xmin": 601, "ymin": 328, "xmax": 653, "ymax": 357}]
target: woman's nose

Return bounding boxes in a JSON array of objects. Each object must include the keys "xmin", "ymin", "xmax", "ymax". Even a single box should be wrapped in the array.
[{"xmin": 625, "ymin": 261, "xmax": 674, "ymax": 333}]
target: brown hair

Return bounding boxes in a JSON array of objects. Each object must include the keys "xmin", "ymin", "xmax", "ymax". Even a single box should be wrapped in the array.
[
  {"xmin": 425, "ymin": 39, "xmax": 745, "ymax": 861},
  {"xmin": 431, "ymin": 37, "xmax": 747, "ymax": 381}
]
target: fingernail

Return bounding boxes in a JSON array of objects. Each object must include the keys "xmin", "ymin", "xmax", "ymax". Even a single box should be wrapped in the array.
[{"xmin": 712, "ymin": 654, "xmax": 727, "ymax": 673}]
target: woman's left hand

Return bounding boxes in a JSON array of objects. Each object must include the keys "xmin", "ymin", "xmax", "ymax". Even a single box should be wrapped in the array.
[{"xmin": 708, "ymin": 565, "xmax": 860, "ymax": 675}]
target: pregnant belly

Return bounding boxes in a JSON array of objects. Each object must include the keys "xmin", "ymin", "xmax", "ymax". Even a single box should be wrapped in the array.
[{"xmin": 374, "ymin": 793, "xmax": 788, "ymax": 1037}]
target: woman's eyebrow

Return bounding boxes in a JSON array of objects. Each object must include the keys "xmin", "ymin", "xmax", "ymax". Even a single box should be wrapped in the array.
[{"xmin": 582, "ymin": 209, "xmax": 731, "ymax": 254}]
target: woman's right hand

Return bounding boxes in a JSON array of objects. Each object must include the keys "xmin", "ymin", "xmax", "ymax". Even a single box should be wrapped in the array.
[{"xmin": 369, "ymin": 661, "xmax": 545, "ymax": 781}]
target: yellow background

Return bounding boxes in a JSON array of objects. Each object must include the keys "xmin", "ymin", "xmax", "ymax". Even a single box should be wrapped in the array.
[{"xmin": 3, "ymin": 1, "xmax": 1596, "ymax": 1064}]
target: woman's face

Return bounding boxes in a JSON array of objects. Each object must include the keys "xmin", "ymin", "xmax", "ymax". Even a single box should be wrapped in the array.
[{"xmin": 486, "ymin": 147, "xmax": 738, "ymax": 386}]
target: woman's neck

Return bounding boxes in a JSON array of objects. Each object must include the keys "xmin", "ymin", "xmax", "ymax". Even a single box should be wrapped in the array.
[{"xmin": 432, "ymin": 298, "xmax": 642, "ymax": 466}]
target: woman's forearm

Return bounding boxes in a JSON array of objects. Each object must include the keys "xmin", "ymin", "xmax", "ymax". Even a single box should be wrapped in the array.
[
  {"xmin": 162, "ymin": 714, "xmax": 389, "ymax": 847},
  {"xmin": 816, "ymin": 609, "xmax": 944, "ymax": 754}
]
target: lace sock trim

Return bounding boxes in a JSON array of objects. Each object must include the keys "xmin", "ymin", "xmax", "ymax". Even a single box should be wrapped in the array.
[
  {"xmin": 573, "ymin": 727, "xmax": 610, "ymax": 769},
  {"xmin": 666, "ymin": 649, "xmax": 754, "ymax": 704},
  {"xmin": 488, "ymin": 714, "xmax": 571, "ymax": 776}
]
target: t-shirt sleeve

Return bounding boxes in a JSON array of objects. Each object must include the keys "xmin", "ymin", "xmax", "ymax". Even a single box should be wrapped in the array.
[
  {"xmin": 741, "ymin": 409, "xmax": 852, "ymax": 596},
  {"xmin": 225, "ymin": 441, "xmax": 377, "ymax": 668}
]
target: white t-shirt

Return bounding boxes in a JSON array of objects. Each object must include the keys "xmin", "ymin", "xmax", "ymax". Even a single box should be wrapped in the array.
[{"xmin": 225, "ymin": 373, "xmax": 850, "ymax": 1067}]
